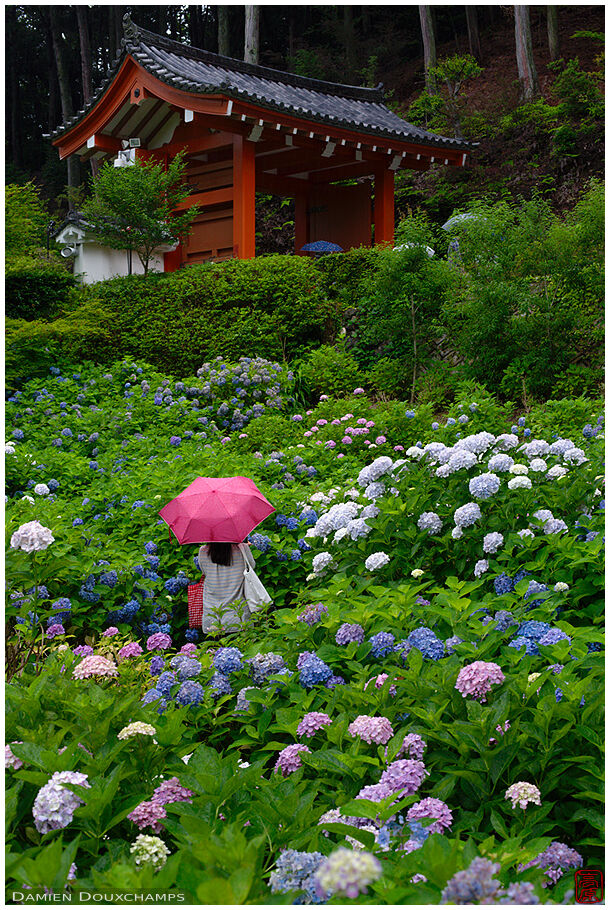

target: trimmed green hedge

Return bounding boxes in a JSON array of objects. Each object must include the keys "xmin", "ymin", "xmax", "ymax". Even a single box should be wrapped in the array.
[
  {"xmin": 6, "ymin": 254, "xmax": 76, "ymax": 320},
  {"xmin": 72, "ymin": 255, "xmax": 338, "ymax": 374}
]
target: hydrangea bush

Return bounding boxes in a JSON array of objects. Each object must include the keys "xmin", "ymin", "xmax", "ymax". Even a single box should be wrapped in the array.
[{"xmin": 4, "ymin": 360, "xmax": 603, "ymax": 904}]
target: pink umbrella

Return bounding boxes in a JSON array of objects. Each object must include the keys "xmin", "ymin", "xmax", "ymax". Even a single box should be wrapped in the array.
[{"xmin": 159, "ymin": 476, "xmax": 275, "ymax": 544}]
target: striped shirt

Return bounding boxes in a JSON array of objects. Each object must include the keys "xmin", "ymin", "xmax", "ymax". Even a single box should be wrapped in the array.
[{"xmin": 197, "ymin": 544, "xmax": 256, "ymax": 632}]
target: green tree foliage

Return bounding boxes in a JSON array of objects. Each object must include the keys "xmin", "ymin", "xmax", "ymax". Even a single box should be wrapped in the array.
[
  {"xmin": 81, "ymin": 153, "xmax": 197, "ymax": 275},
  {"xmin": 5, "ymin": 182, "xmax": 48, "ymax": 254},
  {"xmin": 407, "ymin": 54, "xmax": 482, "ymax": 138}
]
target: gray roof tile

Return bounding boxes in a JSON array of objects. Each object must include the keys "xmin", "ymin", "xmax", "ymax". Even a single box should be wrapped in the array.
[{"xmin": 50, "ymin": 16, "xmax": 475, "ymax": 153}]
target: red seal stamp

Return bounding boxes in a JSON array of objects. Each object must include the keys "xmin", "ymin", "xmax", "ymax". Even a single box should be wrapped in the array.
[{"xmin": 575, "ymin": 869, "xmax": 604, "ymax": 904}]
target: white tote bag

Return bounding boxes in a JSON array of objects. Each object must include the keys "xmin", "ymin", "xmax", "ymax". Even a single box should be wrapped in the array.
[{"xmin": 239, "ymin": 544, "xmax": 272, "ymax": 611}]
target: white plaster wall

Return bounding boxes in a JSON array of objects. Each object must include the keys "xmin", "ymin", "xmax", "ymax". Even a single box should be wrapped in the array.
[{"xmin": 73, "ymin": 243, "xmax": 165, "ymax": 284}]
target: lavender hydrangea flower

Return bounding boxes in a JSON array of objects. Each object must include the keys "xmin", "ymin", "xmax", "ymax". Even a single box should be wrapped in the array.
[
  {"xmin": 336, "ymin": 623, "xmax": 365, "ymax": 646},
  {"xmin": 440, "ymin": 857, "xmax": 501, "ymax": 904},
  {"xmin": 397, "ymin": 733, "xmax": 427, "ymax": 760},
  {"xmin": 369, "ymin": 631, "xmax": 395, "ymax": 658},
  {"xmin": 128, "ymin": 800, "xmax": 167, "ymax": 834},
  {"xmin": 407, "ymin": 798, "xmax": 453, "ymax": 833},
  {"xmin": 247, "ymin": 652, "xmax": 286, "ymax": 685},
  {"xmin": 274, "ymin": 743, "xmax": 311, "ymax": 776},
  {"xmin": 297, "ymin": 602, "xmax": 328, "ymax": 626},
  {"xmin": 348, "ymin": 715, "xmax": 394, "ymax": 745},
  {"xmin": 297, "ymin": 712, "xmax": 332, "ymax": 738},
  {"xmin": 455, "ymin": 661, "xmax": 505, "ymax": 702},
  {"xmin": 519, "ymin": 841, "xmax": 583, "ymax": 886},
  {"xmin": 505, "ymin": 781, "xmax": 541, "ymax": 810},
  {"xmin": 33, "ymin": 771, "xmax": 90, "ymax": 833}
]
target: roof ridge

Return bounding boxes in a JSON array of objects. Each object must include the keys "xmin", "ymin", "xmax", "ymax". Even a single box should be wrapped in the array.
[{"xmin": 122, "ymin": 13, "xmax": 386, "ymax": 103}]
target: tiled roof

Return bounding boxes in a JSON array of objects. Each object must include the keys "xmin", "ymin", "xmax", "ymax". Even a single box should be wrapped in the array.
[{"xmin": 48, "ymin": 15, "xmax": 474, "ymax": 152}]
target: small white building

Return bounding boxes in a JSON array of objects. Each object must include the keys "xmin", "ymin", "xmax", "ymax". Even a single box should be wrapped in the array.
[{"xmin": 54, "ymin": 214, "xmax": 176, "ymax": 285}]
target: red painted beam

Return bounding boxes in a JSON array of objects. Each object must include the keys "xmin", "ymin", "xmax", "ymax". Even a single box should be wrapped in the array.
[
  {"xmin": 232, "ymin": 135, "xmax": 255, "ymax": 258},
  {"xmin": 173, "ymin": 187, "xmax": 234, "ymax": 211}
]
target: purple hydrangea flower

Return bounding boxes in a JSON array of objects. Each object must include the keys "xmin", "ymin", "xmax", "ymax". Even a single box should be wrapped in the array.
[
  {"xmin": 297, "ymin": 602, "xmax": 328, "ymax": 626},
  {"xmin": 336, "ymin": 623, "xmax": 365, "ymax": 645},
  {"xmin": 146, "ymin": 633, "xmax": 172, "ymax": 651},
  {"xmin": 32, "ymin": 771, "xmax": 90, "ymax": 833},
  {"xmin": 348, "ymin": 715, "xmax": 394, "ymax": 745},
  {"xmin": 407, "ymin": 797, "xmax": 453, "ymax": 833},
  {"xmin": 128, "ymin": 800, "xmax": 167, "ymax": 834},
  {"xmin": 274, "ymin": 743, "xmax": 311, "ymax": 776},
  {"xmin": 297, "ymin": 712, "xmax": 332, "ymax": 738}
]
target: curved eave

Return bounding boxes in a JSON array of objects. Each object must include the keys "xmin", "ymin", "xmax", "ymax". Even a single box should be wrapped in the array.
[{"xmin": 52, "ymin": 54, "xmax": 474, "ymax": 161}]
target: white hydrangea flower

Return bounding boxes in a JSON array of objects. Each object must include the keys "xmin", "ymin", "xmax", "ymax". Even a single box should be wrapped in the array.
[
  {"xmin": 564, "ymin": 447, "xmax": 587, "ymax": 465},
  {"xmin": 345, "ymin": 488, "xmax": 361, "ymax": 500},
  {"xmin": 33, "ymin": 483, "xmax": 50, "ymax": 496},
  {"xmin": 547, "ymin": 465, "xmax": 568, "ymax": 480},
  {"xmin": 357, "ymin": 457, "xmax": 393, "ymax": 487},
  {"xmin": 454, "ymin": 502, "xmax": 481, "ymax": 528},
  {"xmin": 360, "ymin": 504, "xmax": 380, "ymax": 520},
  {"xmin": 436, "ymin": 464, "xmax": 452, "ymax": 478},
  {"xmin": 405, "ymin": 446, "xmax": 424, "ymax": 459},
  {"xmin": 521, "ymin": 439, "xmax": 550, "ymax": 458},
  {"xmin": 10, "ymin": 521, "xmax": 55, "ymax": 553},
  {"xmin": 474, "ymin": 559, "xmax": 489, "ymax": 578},
  {"xmin": 411, "ymin": 568, "xmax": 424, "ymax": 578},
  {"xmin": 483, "ymin": 532, "xmax": 504, "ymax": 554},
  {"xmin": 544, "ymin": 518, "xmax": 568, "ymax": 535},
  {"xmin": 554, "ymin": 582, "xmax": 569, "ymax": 592},
  {"xmin": 510, "ymin": 463, "xmax": 529, "ymax": 475},
  {"xmin": 417, "ymin": 512, "xmax": 443, "ymax": 535},
  {"xmin": 364, "ymin": 482, "xmax": 386, "ymax": 501},
  {"xmin": 312, "ymin": 552, "xmax": 335, "ymax": 576},
  {"xmin": 130, "ymin": 834, "xmax": 170, "ymax": 871},
  {"xmin": 533, "ymin": 509, "xmax": 554, "ymax": 522},
  {"xmin": 487, "ymin": 453, "xmax": 514, "ymax": 473},
  {"xmin": 21, "ymin": 495, "xmax": 35, "ymax": 504},
  {"xmin": 451, "ymin": 526, "xmax": 464, "ymax": 539},
  {"xmin": 508, "ymin": 476, "xmax": 532, "ymax": 490},
  {"xmin": 517, "ymin": 529, "xmax": 535, "ymax": 539},
  {"xmin": 494, "ymin": 434, "xmax": 519, "ymax": 451},
  {"xmin": 346, "ymin": 518, "xmax": 371, "ymax": 541},
  {"xmin": 447, "ymin": 450, "xmax": 478, "ymax": 473},
  {"xmin": 456, "ymin": 432, "xmax": 496, "ymax": 454},
  {"xmin": 365, "ymin": 552, "xmax": 390, "ymax": 572},
  {"xmin": 469, "ymin": 473, "xmax": 501, "ymax": 500},
  {"xmin": 422, "ymin": 442, "xmax": 449, "ymax": 464},
  {"xmin": 529, "ymin": 459, "xmax": 547, "ymax": 473},
  {"xmin": 118, "ymin": 722, "xmax": 156, "ymax": 740},
  {"xmin": 549, "ymin": 438, "xmax": 575, "ymax": 455},
  {"xmin": 334, "ymin": 528, "xmax": 349, "ymax": 542},
  {"xmin": 5, "ymin": 444, "xmax": 16, "ymax": 455}
]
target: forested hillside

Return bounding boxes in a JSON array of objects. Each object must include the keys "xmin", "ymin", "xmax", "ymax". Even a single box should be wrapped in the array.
[{"xmin": 6, "ymin": 5, "xmax": 604, "ymax": 221}]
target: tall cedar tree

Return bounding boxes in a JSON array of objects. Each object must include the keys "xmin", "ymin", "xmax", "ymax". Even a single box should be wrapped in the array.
[{"xmin": 81, "ymin": 153, "xmax": 198, "ymax": 276}]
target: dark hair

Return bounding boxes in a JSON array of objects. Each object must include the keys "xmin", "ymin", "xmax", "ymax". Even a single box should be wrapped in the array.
[{"xmin": 207, "ymin": 542, "xmax": 235, "ymax": 566}]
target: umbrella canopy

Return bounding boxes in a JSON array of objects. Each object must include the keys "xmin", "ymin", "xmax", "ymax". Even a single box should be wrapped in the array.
[
  {"xmin": 159, "ymin": 476, "xmax": 275, "ymax": 544},
  {"xmin": 300, "ymin": 240, "xmax": 343, "ymax": 253},
  {"xmin": 441, "ymin": 212, "xmax": 485, "ymax": 231}
]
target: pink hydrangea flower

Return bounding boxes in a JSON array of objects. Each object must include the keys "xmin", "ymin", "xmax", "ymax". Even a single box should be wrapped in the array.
[
  {"xmin": 180, "ymin": 644, "xmax": 197, "ymax": 654},
  {"xmin": 127, "ymin": 800, "xmax": 167, "ymax": 833},
  {"xmin": 505, "ymin": 781, "xmax": 541, "ymax": 810},
  {"xmin": 407, "ymin": 798, "xmax": 453, "ymax": 833},
  {"xmin": 152, "ymin": 776, "xmax": 194, "ymax": 805},
  {"xmin": 353, "ymin": 388, "xmax": 365, "ymax": 395},
  {"xmin": 73, "ymin": 654, "xmax": 118, "ymax": 679},
  {"xmin": 342, "ymin": 436, "xmax": 353, "ymax": 444},
  {"xmin": 297, "ymin": 712, "xmax": 332, "ymax": 738},
  {"xmin": 73, "ymin": 645, "xmax": 94, "ymax": 657},
  {"xmin": 364, "ymin": 674, "xmax": 397, "ymax": 696},
  {"xmin": 455, "ymin": 661, "xmax": 505, "ymax": 702},
  {"xmin": 348, "ymin": 715, "xmax": 394, "ymax": 745},
  {"xmin": 146, "ymin": 633, "xmax": 172, "ymax": 651},
  {"xmin": 397, "ymin": 733, "xmax": 427, "ymax": 761},
  {"xmin": 489, "ymin": 720, "xmax": 511, "ymax": 746},
  {"xmin": 379, "ymin": 759, "xmax": 429, "ymax": 795},
  {"xmin": 375, "ymin": 436, "xmax": 387, "ymax": 445},
  {"xmin": 118, "ymin": 642, "xmax": 144, "ymax": 662},
  {"xmin": 274, "ymin": 743, "xmax": 311, "ymax": 776},
  {"xmin": 46, "ymin": 624, "xmax": 65, "ymax": 639},
  {"xmin": 102, "ymin": 627, "xmax": 119, "ymax": 637},
  {"xmin": 357, "ymin": 418, "xmax": 367, "ymax": 426}
]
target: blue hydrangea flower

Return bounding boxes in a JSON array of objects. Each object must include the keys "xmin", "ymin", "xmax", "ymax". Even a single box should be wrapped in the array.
[
  {"xmin": 149, "ymin": 655, "xmax": 165, "ymax": 676},
  {"xmin": 299, "ymin": 509, "xmax": 318, "ymax": 526},
  {"xmin": 248, "ymin": 533, "xmax": 271, "ymax": 553},
  {"xmin": 99, "ymin": 570, "xmax": 118, "ymax": 588},
  {"xmin": 141, "ymin": 689, "xmax": 168, "ymax": 714},
  {"xmin": 369, "ymin": 631, "xmax": 395, "ymax": 658},
  {"xmin": 493, "ymin": 611, "xmax": 517, "ymax": 632},
  {"xmin": 213, "ymin": 647, "xmax": 243, "ymax": 675},
  {"xmin": 508, "ymin": 636, "xmax": 540, "ymax": 656},
  {"xmin": 493, "ymin": 573, "xmax": 515, "ymax": 595},
  {"xmin": 210, "ymin": 672, "xmax": 232, "ymax": 696},
  {"xmin": 538, "ymin": 628, "xmax": 571, "ymax": 646},
  {"xmin": 48, "ymin": 479, "xmax": 60, "ymax": 492},
  {"xmin": 156, "ymin": 671, "xmax": 178, "ymax": 696},
  {"xmin": 587, "ymin": 642, "xmax": 603, "ymax": 653},
  {"xmin": 185, "ymin": 629, "xmax": 199, "ymax": 643},
  {"xmin": 175, "ymin": 680, "xmax": 205, "ymax": 706},
  {"xmin": 445, "ymin": 635, "xmax": 464, "ymax": 655},
  {"xmin": 298, "ymin": 655, "xmax": 333, "ymax": 688},
  {"xmin": 407, "ymin": 627, "xmax": 444, "ymax": 660},
  {"xmin": 518, "ymin": 621, "xmax": 552, "ymax": 641},
  {"xmin": 164, "ymin": 577, "xmax": 182, "ymax": 595},
  {"xmin": 405, "ymin": 410, "xmax": 415, "ymax": 419}
]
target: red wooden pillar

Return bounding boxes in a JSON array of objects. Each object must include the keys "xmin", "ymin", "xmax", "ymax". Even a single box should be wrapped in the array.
[
  {"xmin": 374, "ymin": 167, "xmax": 395, "ymax": 246},
  {"xmin": 164, "ymin": 244, "xmax": 183, "ymax": 272},
  {"xmin": 232, "ymin": 134, "xmax": 256, "ymax": 258},
  {"xmin": 294, "ymin": 192, "xmax": 309, "ymax": 254}
]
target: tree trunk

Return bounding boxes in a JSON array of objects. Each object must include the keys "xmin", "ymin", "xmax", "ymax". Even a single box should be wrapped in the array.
[
  {"xmin": 343, "ymin": 5, "xmax": 357, "ymax": 81},
  {"xmin": 218, "ymin": 7, "xmax": 230, "ymax": 56},
  {"xmin": 6, "ymin": 5, "xmax": 21, "ymax": 168},
  {"xmin": 514, "ymin": 6, "xmax": 540, "ymax": 103},
  {"xmin": 466, "ymin": 6, "xmax": 482, "ymax": 63},
  {"xmin": 419, "ymin": 6, "xmax": 437, "ymax": 94},
  {"xmin": 49, "ymin": 7, "xmax": 78, "ymax": 200},
  {"xmin": 244, "ymin": 6, "xmax": 260, "ymax": 64},
  {"xmin": 547, "ymin": 6, "xmax": 560, "ymax": 61},
  {"xmin": 76, "ymin": 6, "xmax": 92, "ymax": 104}
]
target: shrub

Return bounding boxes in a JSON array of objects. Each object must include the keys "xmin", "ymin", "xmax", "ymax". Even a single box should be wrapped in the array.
[
  {"xmin": 73, "ymin": 255, "xmax": 337, "ymax": 374},
  {"xmin": 367, "ymin": 358, "xmax": 411, "ymax": 400},
  {"xmin": 5, "ymin": 182, "xmax": 48, "ymax": 254},
  {"xmin": 234, "ymin": 413, "xmax": 300, "ymax": 453},
  {"xmin": 297, "ymin": 343, "xmax": 366, "ymax": 400},
  {"xmin": 5, "ymin": 254, "xmax": 76, "ymax": 320}
]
